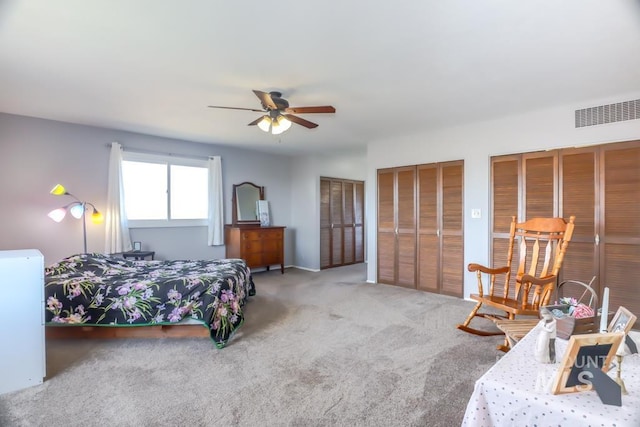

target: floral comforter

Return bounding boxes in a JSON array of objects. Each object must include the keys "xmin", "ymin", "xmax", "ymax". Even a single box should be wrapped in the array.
[{"xmin": 45, "ymin": 253, "xmax": 256, "ymax": 348}]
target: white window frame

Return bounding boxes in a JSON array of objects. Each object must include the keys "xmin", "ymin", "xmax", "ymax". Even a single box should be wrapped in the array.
[{"xmin": 122, "ymin": 152, "xmax": 209, "ymax": 228}]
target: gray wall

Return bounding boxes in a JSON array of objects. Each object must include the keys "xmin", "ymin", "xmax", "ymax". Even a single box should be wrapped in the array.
[{"xmin": 0, "ymin": 113, "xmax": 294, "ymax": 266}]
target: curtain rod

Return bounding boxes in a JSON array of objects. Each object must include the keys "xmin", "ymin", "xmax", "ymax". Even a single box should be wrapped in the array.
[{"xmin": 105, "ymin": 143, "xmax": 216, "ymax": 160}]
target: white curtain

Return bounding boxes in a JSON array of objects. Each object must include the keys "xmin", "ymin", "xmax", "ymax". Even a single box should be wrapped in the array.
[
  {"xmin": 104, "ymin": 142, "xmax": 132, "ymax": 254},
  {"xmin": 207, "ymin": 156, "xmax": 224, "ymax": 246}
]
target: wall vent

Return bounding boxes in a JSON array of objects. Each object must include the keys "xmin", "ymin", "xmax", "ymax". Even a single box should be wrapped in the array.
[{"xmin": 575, "ymin": 99, "xmax": 640, "ymax": 128}]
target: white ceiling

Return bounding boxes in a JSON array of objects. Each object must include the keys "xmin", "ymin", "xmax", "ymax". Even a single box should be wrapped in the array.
[{"xmin": 1, "ymin": 1, "xmax": 640, "ymax": 156}]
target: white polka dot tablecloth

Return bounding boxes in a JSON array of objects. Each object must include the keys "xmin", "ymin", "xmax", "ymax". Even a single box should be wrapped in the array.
[{"xmin": 462, "ymin": 326, "xmax": 640, "ymax": 427}]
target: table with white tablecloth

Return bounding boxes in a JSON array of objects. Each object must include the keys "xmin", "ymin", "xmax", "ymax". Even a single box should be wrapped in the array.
[{"xmin": 462, "ymin": 325, "xmax": 640, "ymax": 427}]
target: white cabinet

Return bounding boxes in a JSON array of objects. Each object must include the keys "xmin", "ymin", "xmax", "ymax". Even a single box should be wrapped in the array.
[{"xmin": 0, "ymin": 249, "xmax": 46, "ymax": 395}]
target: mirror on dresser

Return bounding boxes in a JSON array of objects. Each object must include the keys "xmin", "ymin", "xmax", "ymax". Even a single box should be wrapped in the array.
[{"xmin": 231, "ymin": 181, "xmax": 264, "ymax": 226}]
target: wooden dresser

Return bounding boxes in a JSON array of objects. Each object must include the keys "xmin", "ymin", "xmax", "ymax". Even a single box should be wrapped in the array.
[{"xmin": 224, "ymin": 225, "xmax": 285, "ymax": 273}]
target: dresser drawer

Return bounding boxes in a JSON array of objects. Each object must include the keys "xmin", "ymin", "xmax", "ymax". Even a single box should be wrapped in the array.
[
  {"xmin": 242, "ymin": 240, "xmax": 262, "ymax": 253},
  {"xmin": 241, "ymin": 230, "xmax": 262, "ymax": 241}
]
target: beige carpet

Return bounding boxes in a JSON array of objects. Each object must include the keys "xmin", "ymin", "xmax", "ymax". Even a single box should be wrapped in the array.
[{"xmin": 0, "ymin": 264, "xmax": 503, "ymax": 427}]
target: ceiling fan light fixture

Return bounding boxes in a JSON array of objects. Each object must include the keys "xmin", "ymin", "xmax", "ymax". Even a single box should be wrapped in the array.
[
  {"xmin": 257, "ymin": 116, "xmax": 271, "ymax": 133},
  {"xmin": 277, "ymin": 116, "xmax": 292, "ymax": 132},
  {"xmin": 271, "ymin": 120, "xmax": 284, "ymax": 135}
]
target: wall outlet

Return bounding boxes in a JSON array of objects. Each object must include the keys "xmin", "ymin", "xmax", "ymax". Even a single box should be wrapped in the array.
[{"xmin": 471, "ymin": 208, "xmax": 481, "ymax": 219}]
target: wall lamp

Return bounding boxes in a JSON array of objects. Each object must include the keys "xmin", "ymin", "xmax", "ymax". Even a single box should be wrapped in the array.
[{"xmin": 47, "ymin": 184, "xmax": 103, "ymax": 253}]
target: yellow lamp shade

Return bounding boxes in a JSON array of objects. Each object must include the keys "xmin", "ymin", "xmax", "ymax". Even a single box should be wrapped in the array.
[
  {"xmin": 91, "ymin": 210, "xmax": 104, "ymax": 224},
  {"xmin": 50, "ymin": 184, "xmax": 67, "ymax": 195}
]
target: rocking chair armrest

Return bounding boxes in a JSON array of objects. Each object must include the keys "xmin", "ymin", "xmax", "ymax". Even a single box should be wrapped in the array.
[
  {"xmin": 519, "ymin": 274, "xmax": 557, "ymax": 286},
  {"xmin": 467, "ymin": 263, "xmax": 510, "ymax": 275}
]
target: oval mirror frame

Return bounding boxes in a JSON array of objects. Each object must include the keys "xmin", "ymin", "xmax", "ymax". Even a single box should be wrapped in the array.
[{"xmin": 232, "ymin": 182, "xmax": 264, "ymax": 226}]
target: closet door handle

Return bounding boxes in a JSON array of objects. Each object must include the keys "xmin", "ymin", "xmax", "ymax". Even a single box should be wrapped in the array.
[
  {"xmin": 595, "ymin": 234, "xmax": 600, "ymax": 245},
  {"xmin": 436, "ymin": 229, "xmax": 440, "ymax": 237}
]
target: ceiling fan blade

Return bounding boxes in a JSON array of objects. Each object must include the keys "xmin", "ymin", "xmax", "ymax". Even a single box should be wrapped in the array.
[
  {"xmin": 247, "ymin": 117, "xmax": 264, "ymax": 126},
  {"xmin": 252, "ymin": 90, "xmax": 278, "ymax": 110},
  {"xmin": 284, "ymin": 114, "xmax": 318, "ymax": 129},
  {"xmin": 284, "ymin": 106, "xmax": 336, "ymax": 114},
  {"xmin": 208, "ymin": 105, "xmax": 264, "ymax": 112}
]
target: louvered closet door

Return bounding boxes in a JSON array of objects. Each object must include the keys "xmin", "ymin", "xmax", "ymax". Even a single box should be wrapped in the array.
[
  {"xmin": 320, "ymin": 179, "xmax": 331, "ymax": 269},
  {"xmin": 321, "ymin": 178, "xmax": 365, "ymax": 269},
  {"xmin": 491, "ymin": 157, "xmax": 520, "ymax": 297},
  {"xmin": 377, "ymin": 169, "xmax": 397, "ymax": 284},
  {"xmin": 601, "ymin": 143, "xmax": 640, "ymax": 319},
  {"xmin": 523, "ymin": 152, "xmax": 557, "ymax": 279},
  {"xmin": 559, "ymin": 148, "xmax": 598, "ymax": 296},
  {"xmin": 417, "ymin": 165, "xmax": 438, "ymax": 292},
  {"xmin": 331, "ymin": 180, "xmax": 344, "ymax": 266},
  {"xmin": 396, "ymin": 167, "xmax": 417, "ymax": 288},
  {"xmin": 441, "ymin": 162, "xmax": 464, "ymax": 297},
  {"xmin": 343, "ymin": 181, "xmax": 355, "ymax": 264},
  {"xmin": 354, "ymin": 182, "xmax": 365, "ymax": 263},
  {"xmin": 524, "ymin": 153, "xmax": 556, "ymax": 219}
]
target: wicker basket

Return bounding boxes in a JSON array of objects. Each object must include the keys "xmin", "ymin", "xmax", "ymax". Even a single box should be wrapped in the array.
[{"xmin": 544, "ymin": 277, "xmax": 613, "ymax": 339}]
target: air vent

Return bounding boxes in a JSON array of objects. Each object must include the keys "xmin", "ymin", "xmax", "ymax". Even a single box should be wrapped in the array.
[{"xmin": 575, "ymin": 99, "xmax": 640, "ymax": 128}]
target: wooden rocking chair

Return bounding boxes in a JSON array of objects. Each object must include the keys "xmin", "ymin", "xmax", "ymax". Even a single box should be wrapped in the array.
[{"xmin": 457, "ymin": 216, "xmax": 575, "ymax": 348}]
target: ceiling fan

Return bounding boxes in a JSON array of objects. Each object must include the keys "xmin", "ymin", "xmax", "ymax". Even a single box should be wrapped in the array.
[{"xmin": 208, "ymin": 90, "xmax": 336, "ymax": 135}]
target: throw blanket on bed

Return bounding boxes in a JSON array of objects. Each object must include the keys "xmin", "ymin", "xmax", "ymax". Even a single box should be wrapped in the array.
[{"xmin": 45, "ymin": 253, "xmax": 256, "ymax": 348}]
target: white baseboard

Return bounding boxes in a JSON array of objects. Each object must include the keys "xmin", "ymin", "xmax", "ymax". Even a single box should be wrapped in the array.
[{"xmin": 289, "ymin": 265, "xmax": 320, "ymax": 272}]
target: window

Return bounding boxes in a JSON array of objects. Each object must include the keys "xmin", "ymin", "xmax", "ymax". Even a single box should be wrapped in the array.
[{"xmin": 122, "ymin": 152, "xmax": 208, "ymax": 227}]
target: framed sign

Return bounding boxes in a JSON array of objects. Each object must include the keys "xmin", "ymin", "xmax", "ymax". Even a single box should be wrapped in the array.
[
  {"xmin": 608, "ymin": 306, "xmax": 637, "ymax": 334},
  {"xmin": 133, "ymin": 241, "xmax": 142, "ymax": 251},
  {"xmin": 551, "ymin": 332, "xmax": 623, "ymax": 394}
]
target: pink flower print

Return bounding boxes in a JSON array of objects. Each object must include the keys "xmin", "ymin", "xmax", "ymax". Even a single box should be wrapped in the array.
[
  {"xmin": 168, "ymin": 307, "xmax": 182, "ymax": 322},
  {"xmin": 212, "ymin": 319, "xmax": 221, "ymax": 330},
  {"xmin": 117, "ymin": 285, "xmax": 131, "ymax": 296},
  {"xmin": 123, "ymin": 296, "xmax": 137, "ymax": 309},
  {"xmin": 167, "ymin": 289, "xmax": 182, "ymax": 302},
  {"xmin": 232, "ymin": 300, "xmax": 240, "ymax": 314},
  {"xmin": 217, "ymin": 305, "xmax": 228, "ymax": 317},
  {"xmin": 127, "ymin": 309, "xmax": 142, "ymax": 323},
  {"xmin": 47, "ymin": 296, "xmax": 63, "ymax": 310},
  {"xmin": 70, "ymin": 284, "xmax": 82, "ymax": 297},
  {"xmin": 67, "ymin": 313, "xmax": 83, "ymax": 324}
]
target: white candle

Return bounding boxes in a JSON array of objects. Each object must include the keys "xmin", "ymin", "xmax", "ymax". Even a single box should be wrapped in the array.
[{"xmin": 600, "ymin": 286, "xmax": 609, "ymax": 333}]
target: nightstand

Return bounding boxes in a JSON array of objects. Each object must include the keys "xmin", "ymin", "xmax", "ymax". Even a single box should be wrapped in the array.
[{"xmin": 122, "ymin": 250, "xmax": 155, "ymax": 261}]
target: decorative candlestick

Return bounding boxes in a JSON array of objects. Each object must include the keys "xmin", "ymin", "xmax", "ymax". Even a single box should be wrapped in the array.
[
  {"xmin": 615, "ymin": 354, "xmax": 628, "ymax": 395},
  {"xmin": 615, "ymin": 335, "xmax": 627, "ymax": 395}
]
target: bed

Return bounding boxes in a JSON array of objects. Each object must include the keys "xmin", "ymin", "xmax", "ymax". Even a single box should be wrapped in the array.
[{"xmin": 44, "ymin": 253, "xmax": 255, "ymax": 348}]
